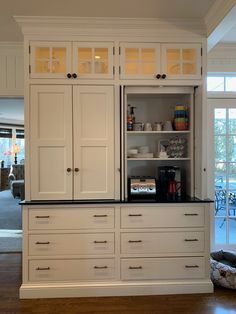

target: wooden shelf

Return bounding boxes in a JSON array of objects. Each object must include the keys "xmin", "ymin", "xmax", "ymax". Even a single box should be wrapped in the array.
[
  {"xmin": 127, "ymin": 158, "xmax": 191, "ymax": 161},
  {"xmin": 127, "ymin": 131, "xmax": 190, "ymax": 134}
]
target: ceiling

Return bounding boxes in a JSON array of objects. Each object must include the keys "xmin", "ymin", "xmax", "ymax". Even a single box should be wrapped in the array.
[
  {"xmin": 0, "ymin": 99, "xmax": 24, "ymax": 125},
  {"xmin": 1, "ymin": 0, "xmax": 216, "ymax": 41}
]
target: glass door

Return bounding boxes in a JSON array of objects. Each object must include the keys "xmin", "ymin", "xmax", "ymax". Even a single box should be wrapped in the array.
[{"xmin": 209, "ymin": 99, "xmax": 236, "ymax": 249}]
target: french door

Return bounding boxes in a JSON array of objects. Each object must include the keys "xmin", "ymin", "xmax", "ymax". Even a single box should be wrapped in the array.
[{"xmin": 208, "ymin": 98, "xmax": 236, "ymax": 250}]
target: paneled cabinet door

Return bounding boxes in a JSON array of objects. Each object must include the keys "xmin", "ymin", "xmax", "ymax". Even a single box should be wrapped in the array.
[
  {"xmin": 73, "ymin": 85, "xmax": 115, "ymax": 199},
  {"xmin": 30, "ymin": 85, "xmax": 73, "ymax": 200},
  {"xmin": 161, "ymin": 43, "xmax": 202, "ymax": 79},
  {"xmin": 30, "ymin": 41, "xmax": 71, "ymax": 78},
  {"xmin": 72, "ymin": 42, "xmax": 114, "ymax": 79},
  {"xmin": 120, "ymin": 43, "xmax": 161, "ymax": 79}
]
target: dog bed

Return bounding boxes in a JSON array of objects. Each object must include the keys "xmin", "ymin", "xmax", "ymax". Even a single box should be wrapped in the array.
[{"xmin": 210, "ymin": 250, "xmax": 236, "ymax": 289}]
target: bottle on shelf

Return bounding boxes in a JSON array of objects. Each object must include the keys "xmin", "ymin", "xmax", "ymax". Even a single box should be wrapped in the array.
[{"xmin": 127, "ymin": 105, "xmax": 136, "ymax": 131}]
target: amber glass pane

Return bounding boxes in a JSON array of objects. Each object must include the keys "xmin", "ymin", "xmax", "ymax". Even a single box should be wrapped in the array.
[
  {"xmin": 125, "ymin": 48, "xmax": 139, "ymax": 61},
  {"xmin": 35, "ymin": 60, "xmax": 50, "ymax": 73},
  {"xmin": 125, "ymin": 63, "xmax": 139, "ymax": 74},
  {"xmin": 95, "ymin": 61, "xmax": 108, "ymax": 74},
  {"xmin": 78, "ymin": 48, "xmax": 92, "ymax": 60},
  {"xmin": 167, "ymin": 63, "xmax": 180, "ymax": 74},
  {"xmin": 183, "ymin": 63, "xmax": 196, "ymax": 75},
  {"xmin": 141, "ymin": 48, "xmax": 155, "ymax": 62},
  {"xmin": 141, "ymin": 63, "xmax": 155, "ymax": 75},
  {"xmin": 183, "ymin": 49, "xmax": 196, "ymax": 61},
  {"xmin": 78, "ymin": 61, "xmax": 91, "ymax": 74},
  {"xmin": 94, "ymin": 48, "xmax": 108, "ymax": 60},
  {"xmin": 166, "ymin": 49, "xmax": 180, "ymax": 61},
  {"xmin": 35, "ymin": 47, "xmax": 50, "ymax": 59},
  {"xmin": 52, "ymin": 48, "xmax": 66, "ymax": 73}
]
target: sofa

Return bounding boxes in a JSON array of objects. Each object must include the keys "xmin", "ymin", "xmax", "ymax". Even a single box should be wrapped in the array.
[{"xmin": 8, "ymin": 164, "xmax": 25, "ymax": 200}]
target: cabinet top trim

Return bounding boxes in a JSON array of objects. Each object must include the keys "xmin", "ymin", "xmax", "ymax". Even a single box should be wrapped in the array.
[{"xmin": 14, "ymin": 16, "xmax": 206, "ymax": 39}]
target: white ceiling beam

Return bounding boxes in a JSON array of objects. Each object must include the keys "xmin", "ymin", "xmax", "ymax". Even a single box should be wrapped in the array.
[{"xmin": 205, "ymin": 0, "xmax": 236, "ymax": 51}]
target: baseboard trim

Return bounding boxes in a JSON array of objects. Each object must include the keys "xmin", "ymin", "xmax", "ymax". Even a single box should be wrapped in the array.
[{"xmin": 20, "ymin": 280, "xmax": 214, "ymax": 299}]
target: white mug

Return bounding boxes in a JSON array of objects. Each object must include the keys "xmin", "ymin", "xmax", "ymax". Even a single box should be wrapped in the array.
[{"xmin": 144, "ymin": 122, "xmax": 152, "ymax": 131}]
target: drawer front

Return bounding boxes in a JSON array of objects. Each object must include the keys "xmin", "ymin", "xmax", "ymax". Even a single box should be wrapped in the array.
[
  {"xmin": 29, "ymin": 207, "xmax": 115, "ymax": 230},
  {"xmin": 121, "ymin": 206, "xmax": 204, "ymax": 228},
  {"xmin": 121, "ymin": 257, "xmax": 205, "ymax": 280},
  {"xmin": 121, "ymin": 231, "xmax": 204, "ymax": 254},
  {"xmin": 29, "ymin": 233, "xmax": 114, "ymax": 256},
  {"xmin": 29, "ymin": 258, "xmax": 115, "ymax": 282}
]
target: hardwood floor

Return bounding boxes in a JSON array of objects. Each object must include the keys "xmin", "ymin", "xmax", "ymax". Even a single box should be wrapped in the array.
[{"xmin": 1, "ymin": 253, "xmax": 236, "ymax": 314}]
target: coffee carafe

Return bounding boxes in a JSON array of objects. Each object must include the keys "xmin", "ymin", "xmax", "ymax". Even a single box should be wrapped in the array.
[{"xmin": 157, "ymin": 166, "xmax": 183, "ymax": 201}]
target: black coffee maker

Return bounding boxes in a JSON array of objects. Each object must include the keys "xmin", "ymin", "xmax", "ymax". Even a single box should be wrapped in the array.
[{"xmin": 157, "ymin": 166, "xmax": 184, "ymax": 201}]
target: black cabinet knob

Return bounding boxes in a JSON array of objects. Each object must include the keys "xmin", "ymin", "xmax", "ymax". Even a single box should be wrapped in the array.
[
  {"xmin": 156, "ymin": 74, "xmax": 161, "ymax": 79},
  {"xmin": 74, "ymin": 168, "xmax": 79, "ymax": 172},
  {"xmin": 67, "ymin": 73, "xmax": 72, "ymax": 79},
  {"xmin": 67, "ymin": 168, "xmax": 72, "ymax": 173},
  {"xmin": 72, "ymin": 73, "xmax": 77, "ymax": 79},
  {"xmin": 162, "ymin": 74, "xmax": 166, "ymax": 79}
]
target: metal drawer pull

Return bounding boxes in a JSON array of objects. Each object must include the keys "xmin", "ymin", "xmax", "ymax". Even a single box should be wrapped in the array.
[
  {"xmin": 94, "ymin": 266, "xmax": 108, "ymax": 269},
  {"xmin": 184, "ymin": 213, "xmax": 198, "ymax": 216},
  {"xmin": 93, "ymin": 214, "xmax": 108, "ymax": 217},
  {"xmin": 36, "ymin": 267, "xmax": 50, "ymax": 271},
  {"xmin": 35, "ymin": 241, "xmax": 50, "ymax": 245},
  {"xmin": 128, "ymin": 240, "xmax": 142, "ymax": 243},
  {"xmin": 94, "ymin": 240, "xmax": 107, "ymax": 244},
  {"xmin": 128, "ymin": 214, "xmax": 142, "ymax": 217},
  {"xmin": 129, "ymin": 266, "xmax": 142, "ymax": 270},
  {"xmin": 185, "ymin": 265, "xmax": 199, "ymax": 268},
  {"xmin": 184, "ymin": 239, "xmax": 199, "ymax": 242},
  {"xmin": 35, "ymin": 215, "xmax": 50, "ymax": 218}
]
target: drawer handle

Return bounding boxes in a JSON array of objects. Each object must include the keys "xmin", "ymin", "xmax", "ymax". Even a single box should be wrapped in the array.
[
  {"xmin": 94, "ymin": 266, "xmax": 108, "ymax": 269},
  {"xmin": 94, "ymin": 240, "xmax": 107, "ymax": 244},
  {"xmin": 184, "ymin": 239, "xmax": 199, "ymax": 242},
  {"xmin": 185, "ymin": 265, "xmax": 199, "ymax": 268},
  {"xmin": 35, "ymin": 215, "xmax": 50, "ymax": 219},
  {"xmin": 128, "ymin": 214, "xmax": 142, "ymax": 217},
  {"xmin": 128, "ymin": 240, "xmax": 142, "ymax": 243},
  {"xmin": 93, "ymin": 214, "xmax": 108, "ymax": 217},
  {"xmin": 36, "ymin": 267, "xmax": 50, "ymax": 271},
  {"xmin": 184, "ymin": 213, "xmax": 199, "ymax": 216},
  {"xmin": 35, "ymin": 241, "xmax": 50, "ymax": 245},
  {"xmin": 129, "ymin": 266, "xmax": 142, "ymax": 270}
]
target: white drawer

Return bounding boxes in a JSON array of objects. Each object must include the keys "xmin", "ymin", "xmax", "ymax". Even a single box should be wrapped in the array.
[
  {"xmin": 29, "ymin": 233, "xmax": 114, "ymax": 256},
  {"xmin": 121, "ymin": 206, "xmax": 204, "ymax": 228},
  {"xmin": 121, "ymin": 257, "xmax": 205, "ymax": 280},
  {"xmin": 29, "ymin": 258, "xmax": 115, "ymax": 282},
  {"xmin": 121, "ymin": 231, "xmax": 204, "ymax": 254},
  {"xmin": 28, "ymin": 207, "xmax": 115, "ymax": 230}
]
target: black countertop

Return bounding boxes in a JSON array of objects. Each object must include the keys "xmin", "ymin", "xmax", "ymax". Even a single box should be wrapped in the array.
[{"xmin": 20, "ymin": 196, "xmax": 213, "ymax": 205}]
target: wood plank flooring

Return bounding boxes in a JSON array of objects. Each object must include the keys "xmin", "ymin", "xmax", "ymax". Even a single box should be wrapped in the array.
[{"xmin": 1, "ymin": 253, "xmax": 236, "ymax": 314}]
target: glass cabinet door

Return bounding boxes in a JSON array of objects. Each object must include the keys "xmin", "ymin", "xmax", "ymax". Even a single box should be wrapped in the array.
[
  {"xmin": 30, "ymin": 42, "xmax": 71, "ymax": 78},
  {"xmin": 120, "ymin": 43, "xmax": 161, "ymax": 79},
  {"xmin": 161, "ymin": 44, "xmax": 201, "ymax": 79},
  {"xmin": 73, "ymin": 42, "xmax": 114, "ymax": 79}
]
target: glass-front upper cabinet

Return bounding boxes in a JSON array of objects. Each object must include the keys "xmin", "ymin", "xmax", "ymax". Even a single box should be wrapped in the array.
[
  {"xmin": 161, "ymin": 44, "xmax": 202, "ymax": 80},
  {"xmin": 119, "ymin": 43, "xmax": 161, "ymax": 79},
  {"xmin": 30, "ymin": 42, "xmax": 71, "ymax": 78},
  {"xmin": 73, "ymin": 42, "xmax": 114, "ymax": 79},
  {"xmin": 120, "ymin": 42, "xmax": 202, "ymax": 80},
  {"xmin": 29, "ymin": 41, "xmax": 114, "ymax": 79}
]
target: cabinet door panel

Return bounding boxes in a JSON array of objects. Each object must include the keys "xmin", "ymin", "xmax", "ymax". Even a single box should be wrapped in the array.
[
  {"xmin": 30, "ymin": 85, "xmax": 73, "ymax": 199},
  {"xmin": 73, "ymin": 86, "xmax": 115, "ymax": 199}
]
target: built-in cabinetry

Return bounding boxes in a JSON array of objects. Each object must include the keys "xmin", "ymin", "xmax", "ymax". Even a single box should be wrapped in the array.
[
  {"xmin": 30, "ymin": 41, "xmax": 114, "ymax": 79},
  {"xmin": 30, "ymin": 84, "xmax": 115, "ymax": 200},
  {"xmin": 20, "ymin": 202, "xmax": 212, "ymax": 298},
  {"xmin": 120, "ymin": 43, "xmax": 202, "ymax": 80},
  {"xmin": 0, "ymin": 167, "xmax": 10, "ymax": 191},
  {"xmin": 0, "ymin": 43, "xmax": 24, "ymax": 96}
]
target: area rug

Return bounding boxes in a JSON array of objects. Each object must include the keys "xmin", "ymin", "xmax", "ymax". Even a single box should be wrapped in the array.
[{"xmin": 0, "ymin": 229, "xmax": 22, "ymax": 252}]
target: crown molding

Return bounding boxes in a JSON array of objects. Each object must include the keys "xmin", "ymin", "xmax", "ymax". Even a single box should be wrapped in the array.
[
  {"xmin": 14, "ymin": 16, "xmax": 206, "ymax": 39},
  {"xmin": 205, "ymin": 0, "xmax": 236, "ymax": 36}
]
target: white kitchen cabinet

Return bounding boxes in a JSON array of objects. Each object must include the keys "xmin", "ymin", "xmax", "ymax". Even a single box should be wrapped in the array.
[
  {"xmin": 123, "ymin": 86, "xmax": 194, "ymax": 199},
  {"xmin": 30, "ymin": 84, "xmax": 115, "ymax": 200},
  {"xmin": 0, "ymin": 43, "xmax": 24, "ymax": 96},
  {"xmin": 120, "ymin": 42, "xmax": 201, "ymax": 80},
  {"xmin": 30, "ymin": 41, "xmax": 114, "ymax": 79}
]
